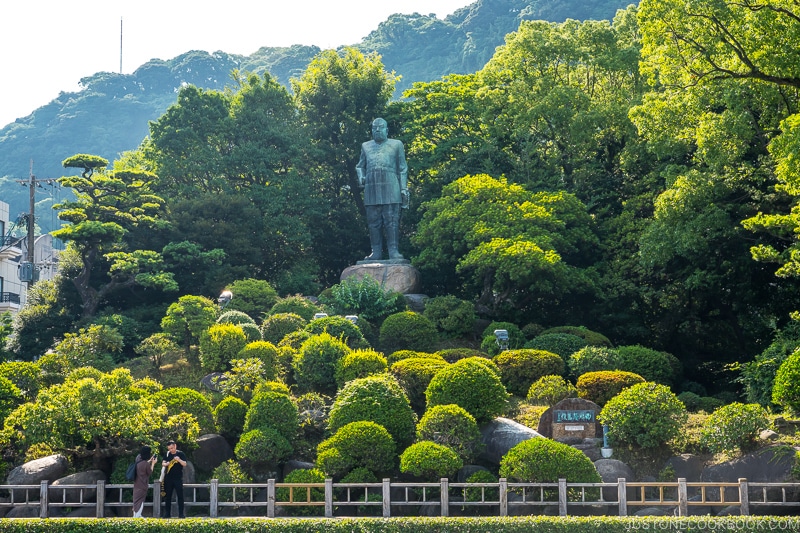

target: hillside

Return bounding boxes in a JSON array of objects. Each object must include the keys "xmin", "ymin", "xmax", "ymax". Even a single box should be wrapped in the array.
[{"xmin": 0, "ymin": 0, "xmax": 634, "ymax": 228}]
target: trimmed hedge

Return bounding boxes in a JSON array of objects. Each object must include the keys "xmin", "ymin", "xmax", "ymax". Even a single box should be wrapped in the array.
[
  {"xmin": 616, "ymin": 345, "xmax": 681, "ymax": 386},
  {"xmin": 399, "ymin": 441, "xmax": 463, "ymax": 480},
  {"xmin": 575, "ymin": 370, "xmax": 645, "ymax": 406},
  {"xmin": 380, "ymin": 312, "xmax": 439, "ymax": 354},
  {"xmin": 499, "ymin": 437, "xmax": 600, "ymax": 483},
  {"xmin": 260, "ymin": 313, "xmax": 307, "ymax": 344},
  {"xmin": 493, "ymin": 349, "xmax": 565, "ymax": 396},
  {"xmin": 316, "ymin": 421, "xmax": 396, "ymax": 479},
  {"xmin": 390, "ymin": 357, "xmax": 449, "ymax": 413},
  {"xmin": 335, "ymin": 349, "xmax": 388, "ymax": 388},
  {"xmin": 416, "ymin": 403, "xmax": 483, "ymax": 463},
  {"xmin": 524, "ymin": 333, "xmax": 588, "ymax": 360},
  {"xmin": 293, "ymin": 333, "xmax": 351, "ymax": 395},
  {"xmin": 243, "ymin": 390, "xmax": 299, "ymax": 442},
  {"xmin": 425, "ymin": 358, "xmax": 509, "ymax": 424},
  {"xmin": 213, "ymin": 396, "xmax": 248, "ymax": 440},
  {"xmin": 539, "ymin": 326, "xmax": 612, "ymax": 347}
]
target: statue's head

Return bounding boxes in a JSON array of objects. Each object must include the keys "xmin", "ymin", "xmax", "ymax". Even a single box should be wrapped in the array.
[{"xmin": 372, "ymin": 118, "xmax": 388, "ymax": 143}]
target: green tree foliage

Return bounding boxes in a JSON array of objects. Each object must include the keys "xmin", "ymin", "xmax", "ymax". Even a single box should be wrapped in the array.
[
  {"xmin": 379, "ymin": 312, "xmax": 439, "ymax": 354},
  {"xmin": 214, "ymin": 357, "xmax": 271, "ymax": 402},
  {"xmin": 268, "ymin": 296, "xmax": 321, "ymax": 321},
  {"xmin": 738, "ymin": 324, "xmax": 800, "ymax": 407},
  {"xmin": 0, "ymin": 377, "xmax": 22, "ymax": 422},
  {"xmin": 772, "ymin": 350, "xmax": 800, "ymax": 414},
  {"xmin": 423, "ymin": 296, "xmax": 477, "ymax": 339},
  {"xmin": 149, "ymin": 387, "xmax": 215, "ymax": 435},
  {"xmin": 292, "ymin": 47, "xmax": 396, "ymax": 280},
  {"xmin": 3, "ymin": 368, "xmax": 198, "ymax": 461},
  {"xmin": 328, "ymin": 374, "xmax": 417, "ymax": 449},
  {"xmin": 213, "ymin": 396, "xmax": 248, "ymax": 441},
  {"xmin": 416, "ymin": 403, "xmax": 483, "ymax": 463},
  {"xmin": 217, "ymin": 310, "xmax": 256, "ymax": 326},
  {"xmin": 161, "ymin": 295, "xmax": 217, "ymax": 355},
  {"xmin": 0, "ymin": 361, "xmax": 40, "ymax": 402},
  {"xmin": 616, "ymin": 345, "xmax": 682, "ymax": 386},
  {"xmin": 493, "ymin": 349, "xmax": 565, "ymax": 397},
  {"xmin": 699, "ymin": 402, "xmax": 770, "ymax": 454},
  {"xmin": 399, "ymin": 441, "xmax": 462, "ymax": 481},
  {"xmin": 599, "ymin": 382, "xmax": 688, "ymax": 449},
  {"xmin": 425, "ymin": 357, "xmax": 509, "ymax": 424},
  {"xmin": 222, "ymin": 279, "xmax": 279, "ymax": 321},
  {"xmin": 243, "ymin": 390, "xmax": 298, "ymax": 442},
  {"xmin": 53, "ymin": 155, "xmax": 176, "ymax": 318},
  {"xmin": 293, "ymin": 333, "xmax": 351, "ymax": 395},
  {"xmin": 199, "ymin": 323, "xmax": 248, "ymax": 372},
  {"xmin": 414, "ymin": 174, "xmax": 598, "ymax": 321},
  {"xmin": 53, "ymin": 324, "xmax": 123, "ymax": 371},
  {"xmin": 525, "ymin": 333, "xmax": 588, "ymax": 361}
]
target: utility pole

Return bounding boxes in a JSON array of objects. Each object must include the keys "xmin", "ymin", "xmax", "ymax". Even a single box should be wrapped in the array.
[{"xmin": 14, "ymin": 160, "xmax": 58, "ymax": 288}]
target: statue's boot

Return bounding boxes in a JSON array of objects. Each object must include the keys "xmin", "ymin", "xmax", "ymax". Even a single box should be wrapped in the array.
[
  {"xmin": 365, "ymin": 226, "xmax": 384, "ymax": 260},
  {"xmin": 386, "ymin": 222, "xmax": 404, "ymax": 260}
]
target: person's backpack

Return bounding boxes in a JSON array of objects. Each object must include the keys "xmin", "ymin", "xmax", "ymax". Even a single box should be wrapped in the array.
[{"xmin": 125, "ymin": 460, "xmax": 137, "ymax": 481}]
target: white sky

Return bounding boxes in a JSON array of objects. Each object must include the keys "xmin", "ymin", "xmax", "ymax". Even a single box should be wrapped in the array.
[{"xmin": 0, "ymin": 0, "xmax": 473, "ymax": 128}]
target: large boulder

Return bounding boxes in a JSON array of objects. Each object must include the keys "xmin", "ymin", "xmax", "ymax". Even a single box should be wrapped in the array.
[
  {"xmin": 341, "ymin": 263, "xmax": 421, "ymax": 294},
  {"xmin": 50, "ymin": 469, "xmax": 106, "ymax": 503},
  {"xmin": 480, "ymin": 417, "xmax": 542, "ymax": 465},
  {"xmin": 594, "ymin": 458, "xmax": 635, "ymax": 501},
  {"xmin": 6, "ymin": 454, "xmax": 69, "ymax": 485},
  {"xmin": 191, "ymin": 434, "xmax": 233, "ymax": 473},
  {"xmin": 701, "ymin": 446, "xmax": 800, "ymax": 505},
  {"xmin": 663, "ymin": 454, "xmax": 706, "ymax": 482}
]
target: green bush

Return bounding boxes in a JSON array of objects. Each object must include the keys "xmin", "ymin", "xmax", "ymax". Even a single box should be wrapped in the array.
[
  {"xmin": 261, "ymin": 313, "xmax": 307, "ymax": 344},
  {"xmin": 235, "ymin": 428, "xmax": 293, "ymax": 475},
  {"xmin": 224, "ymin": 278, "xmax": 279, "ymax": 320},
  {"xmin": 214, "ymin": 396, "xmax": 248, "ymax": 440},
  {"xmin": 772, "ymin": 349, "xmax": 800, "ymax": 413},
  {"xmin": 268, "ymin": 295, "xmax": 321, "ymax": 321},
  {"xmin": 616, "ymin": 345, "xmax": 682, "ymax": 386},
  {"xmin": 416, "ymin": 404, "xmax": 483, "ymax": 463},
  {"xmin": 426, "ymin": 358, "xmax": 509, "ymax": 424},
  {"xmin": 328, "ymin": 374, "xmax": 417, "ymax": 449},
  {"xmin": 0, "ymin": 376, "xmax": 21, "ymax": 421},
  {"xmin": 0, "ymin": 361, "xmax": 40, "ymax": 402},
  {"xmin": 237, "ymin": 341, "xmax": 281, "ymax": 381},
  {"xmin": 211, "ymin": 459, "xmax": 252, "ymax": 501},
  {"xmin": 217, "ymin": 310, "xmax": 256, "ymax": 325},
  {"xmin": 321, "ymin": 275, "xmax": 406, "ymax": 321},
  {"xmin": 423, "ymin": 296, "xmax": 477, "ymax": 338},
  {"xmin": 399, "ymin": 441, "xmax": 463, "ymax": 480},
  {"xmin": 379, "ymin": 312, "xmax": 439, "ymax": 354},
  {"xmin": 150, "ymin": 387, "xmax": 215, "ymax": 434},
  {"xmin": 278, "ymin": 330, "xmax": 311, "ymax": 351},
  {"xmin": 335, "ymin": 349, "xmax": 388, "ymax": 388},
  {"xmin": 499, "ymin": 438, "xmax": 601, "ymax": 483},
  {"xmin": 306, "ymin": 315, "xmax": 369, "ymax": 350},
  {"xmin": 699, "ymin": 402, "xmax": 770, "ymax": 454},
  {"xmin": 243, "ymin": 390, "xmax": 299, "ymax": 442},
  {"xmin": 387, "ymin": 350, "xmax": 444, "ymax": 365},
  {"xmin": 316, "ymin": 421, "xmax": 396, "ymax": 479},
  {"xmin": 493, "ymin": 349, "xmax": 565, "ymax": 396},
  {"xmin": 252, "ymin": 380, "xmax": 291, "ymax": 396},
  {"xmin": 576, "ymin": 370, "xmax": 645, "ymax": 406},
  {"xmin": 390, "ymin": 357, "xmax": 450, "ymax": 413},
  {"xmin": 599, "ymin": 382, "xmax": 688, "ymax": 449},
  {"xmin": 677, "ymin": 391, "xmax": 703, "ymax": 412},
  {"xmin": 435, "ymin": 348, "xmax": 490, "ymax": 363},
  {"xmin": 697, "ymin": 396, "xmax": 726, "ymax": 413},
  {"xmin": 276, "ymin": 468, "xmax": 325, "ymax": 516},
  {"xmin": 539, "ymin": 326, "xmax": 612, "ymax": 347},
  {"xmin": 199, "ymin": 323, "xmax": 249, "ymax": 372},
  {"xmin": 482, "ymin": 322, "xmax": 525, "ymax": 350},
  {"xmin": 568, "ymin": 346, "xmax": 622, "ymax": 379},
  {"xmin": 525, "ymin": 333, "xmax": 588, "ymax": 360},
  {"xmin": 739, "ymin": 323, "xmax": 800, "ymax": 407},
  {"xmin": 527, "ymin": 375, "xmax": 577, "ymax": 406},
  {"xmin": 292, "ymin": 333, "xmax": 351, "ymax": 395},
  {"xmin": 465, "ymin": 470, "xmax": 499, "ymax": 502},
  {"xmin": 239, "ymin": 323, "xmax": 263, "ymax": 343}
]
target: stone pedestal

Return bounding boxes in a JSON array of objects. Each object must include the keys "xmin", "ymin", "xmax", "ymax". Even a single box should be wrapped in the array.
[
  {"xmin": 341, "ymin": 261, "xmax": 421, "ymax": 294},
  {"xmin": 536, "ymin": 397, "xmax": 602, "ymax": 441}
]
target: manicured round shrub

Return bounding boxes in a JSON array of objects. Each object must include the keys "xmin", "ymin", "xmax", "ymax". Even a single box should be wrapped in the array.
[
  {"xmin": 539, "ymin": 326, "xmax": 612, "ymax": 347},
  {"xmin": 524, "ymin": 333, "xmax": 588, "ymax": 360},
  {"xmin": 499, "ymin": 438, "xmax": 601, "ymax": 483},
  {"xmin": 423, "ymin": 295, "xmax": 477, "ymax": 338},
  {"xmin": 316, "ymin": 421, "xmax": 396, "ymax": 479},
  {"xmin": 387, "ymin": 350, "xmax": 443, "ymax": 365},
  {"xmin": 740, "ymin": 324, "xmax": 800, "ymax": 407},
  {"xmin": 243, "ymin": 390, "xmax": 299, "ymax": 442},
  {"xmin": 617, "ymin": 345, "xmax": 682, "ymax": 386},
  {"xmin": 235, "ymin": 428, "xmax": 293, "ymax": 472},
  {"xmin": 150, "ymin": 387, "xmax": 215, "ymax": 433},
  {"xmin": 306, "ymin": 315, "xmax": 369, "ymax": 350},
  {"xmin": 677, "ymin": 391, "xmax": 703, "ymax": 412},
  {"xmin": 237, "ymin": 341, "xmax": 281, "ymax": 381},
  {"xmin": 416, "ymin": 404, "xmax": 483, "ymax": 463},
  {"xmin": 238, "ymin": 322, "xmax": 262, "ymax": 342},
  {"xmin": 199, "ymin": 323, "xmax": 249, "ymax": 372},
  {"xmin": 217, "ymin": 310, "xmax": 256, "ymax": 325},
  {"xmin": 214, "ymin": 396, "xmax": 248, "ymax": 440},
  {"xmin": 328, "ymin": 374, "xmax": 417, "ymax": 449},
  {"xmin": 527, "ymin": 375, "xmax": 577, "ymax": 406},
  {"xmin": 399, "ymin": 441, "xmax": 463, "ymax": 480},
  {"xmin": 268, "ymin": 295, "xmax": 321, "ymax": 321},
  {"xmin": 379, "ymin": 312, "xmax": 439, "ymax": 354},
  {"xmin": 699, "ymin": 402, "xmax": 770, "ymax": 454},
  {"xmin": 390, "ymin": 357, "xmax": 450, "ymax": 413},
  {"xmin": 435, "ymin": 348, "xmax": 490, "ymax": 363},
  {"xmin": 334, "ymin": 349, "xmax": 388, "ymax": 388},
  {"xmin": 252, "ymin": 380, "xmax": 291, "ymax": 397},
  {"xmin": 293, "ymin": 333, "xmax": 351, "ymax": 395},
  {"xmin": 425, "ymin": 358, "xmax": 509, "ymax": 424},
  {"xmin": 493, "ymin": 349, "xmax": 565, "ymax": 396},
  {"xmin": 279, "ymin": 330, "xmax": 311, "ymax": 351},
  {"xmin": 599, "ymin": 382, "xmax": 688, "ymax": 449},
  {"xmin": 465, "ymin": 470, "xmax": 499, "ymax": 502},
  {"xmin": 567, "ymin": 346, "xmax": 622, "ymax": 378},
  {"xmin": 276, "ymin": 468, "xmax": 325, "ymax": 516},
  {"xmin": 576, "ymin": 370, "xmax": 645, "ymax": 406},
  {"xmin": 224, "ymin": 278, "xmax": 279, "ymax": 320},
  {"xmin": 772, "ymin": 349, "xmax": 800, "ymax": 413},
  {"xmin": 261, "ymin": 313, "xmax": 307, "ymax": 344}
]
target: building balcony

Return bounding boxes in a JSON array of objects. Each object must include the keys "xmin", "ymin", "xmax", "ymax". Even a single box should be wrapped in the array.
[
  {"xmin": 0, "ymin": 236, "xmax": 23, "ymax": 261},
  {"xmin": 0, "ymin": 292, "xmax": 21, "ymax": 314}
]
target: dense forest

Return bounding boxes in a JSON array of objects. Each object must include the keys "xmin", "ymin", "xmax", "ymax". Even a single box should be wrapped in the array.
[{"xmin": 2, "ymin": 0, "xmax": 800, "ymax": 406}]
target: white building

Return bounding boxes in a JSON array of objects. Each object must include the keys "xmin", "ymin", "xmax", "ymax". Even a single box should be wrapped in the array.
[{"xmin": 0, "ymin": 200, "xmax": 59, "ymax": 315}]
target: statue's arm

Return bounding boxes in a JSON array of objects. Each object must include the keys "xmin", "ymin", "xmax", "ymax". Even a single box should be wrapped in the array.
[
  {"xmin": 356, "ymin": 146, "xmax": 367, "ymax": 187},
  {"xmin": 397, "ymin": 142, "xmax": 408, "ymax": 191}
]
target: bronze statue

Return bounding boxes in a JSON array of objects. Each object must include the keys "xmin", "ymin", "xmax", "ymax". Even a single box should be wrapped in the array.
[{"xmin": 356, "ymin": 118, "xmax": 409, "ymax": 261}]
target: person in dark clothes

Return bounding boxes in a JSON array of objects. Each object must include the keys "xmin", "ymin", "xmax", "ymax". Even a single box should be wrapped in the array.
[
  {"xmin": 132, "ymin": 445, "xmax": 157, "ymax": 518},
  {"xmin": 161, "ymin": 440, "xmax": 187, "ymax": 518}
]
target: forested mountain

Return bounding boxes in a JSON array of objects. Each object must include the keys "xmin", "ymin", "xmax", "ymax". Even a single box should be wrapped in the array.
[{"xmin": 0, "ymin": 0, "xmax": 633, "ymax": 225}]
